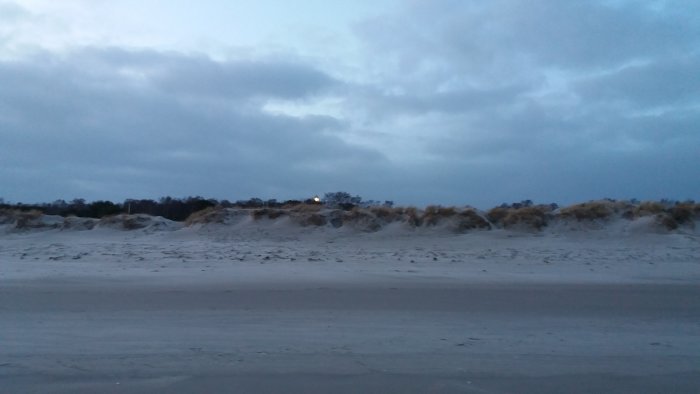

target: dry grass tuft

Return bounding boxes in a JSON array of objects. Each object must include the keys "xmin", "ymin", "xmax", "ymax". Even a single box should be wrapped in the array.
[
  {"xmin": 558, "ymin": 201, "xmax": 614, "ymax": 221},
  {"xmin": 507, "ymin": 206, "xmax": 550, "ymax": 229},
  {"xmin": 99, "ymin": 214, "xmax": 150, "ymax": 230},
  {"xmin": 251, "ymin": 208, "xmax": 287, "ymax": 220},
  {"xmin": 402, "ymin": 207, "xmax": 422, "ymax": 227},
  {"xmin": 296, "ymin": 213, "xmax": 327, "ymax": 227},
  {"xmin": 342, "ymin": 208, "xmax": 382, "ymax": 231},
  {"xmin": 368, "ymin": 206, "xmax": 402, "ymax": 222},
  {"xmin": 635, "ymin": 201, "xmax": 666, "ymax": 216},
  {"xmin": 13, "ymin": 209, "xmax": 44, "ymax": 229},
  {"xmin": 422, "ymin": 206, "xmax": 458, "ymax": 226},
  {"xmin": 184, "ymin": 207, "xmax": 226, "ymax": 226},
  {"xmin": 485, "ymin": 207, "xmax": 509, "ymax": 224},
  {"xmin": 454, "ymin": 209, "xmax": 491, "ymax": 231},
  {"xmin": 288, "ymin": 203, "xmax": 323, "ymax": 213},
  {"xmin": 668, "ymin": 203, "xmax": 699, "ymax": 224},
  {"xmin": 487, "ymin": 206, "xmax": 551, "ymax": 229},
  {"xmin": 0, "ymin": 208, "xmax": 15, "ymax": 225},
  {"xmin": 62, "ymin": 216, "xmax": 97, "ymax": 230},
  {"xmin": 656, "ymin": 213, "xmax": 679, "ymax": 230},
  {"xmin": 655, "ymin": 202, "xmax": 700, "ymax": 229}
]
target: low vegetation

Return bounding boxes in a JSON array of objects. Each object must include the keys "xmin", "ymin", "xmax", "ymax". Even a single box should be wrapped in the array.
[
  {"xmin": 2, "ymin": 194, "xmax": 698, "ymax": 233},
  {"xmin": 559, "ymin": 201, "xmax": 616, "ymax": 221},
  {"xmin": 487, "ymin": 201, "xmax": 556, "ymax": 230}
]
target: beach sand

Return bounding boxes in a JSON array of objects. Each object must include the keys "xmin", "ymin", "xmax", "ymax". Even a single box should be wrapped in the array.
[{"xmin": 1, "ymin": 224, "xmax": 699, "ymax": 393}]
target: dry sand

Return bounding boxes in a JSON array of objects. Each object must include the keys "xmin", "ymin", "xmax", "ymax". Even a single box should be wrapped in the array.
[{"xmin": 1, "ymin": 224, "xmax": 699, "ymax": 393}]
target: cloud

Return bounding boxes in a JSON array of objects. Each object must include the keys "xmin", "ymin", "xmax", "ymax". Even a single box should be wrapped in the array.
[
  {"xmin": 340, "ymin": 0, "xmax": 700, "ymax": 204},
  {"xmin": 0, "ymin": 48, "xmax": 385, "ymax": 202},
  {"xmin": 576, "ymin": 55, "xmax": 700, "ymax": 108},
  {"xmin": 157, "ymin": 59, "xmax": 336, "ymax": 100},
  {"xmin": 0, "ymin": 1, "xmax": 698, "ymax": 207},
  {"xmin": 0, "ymin": 1, "xmax": 28, "ymax": 21}
]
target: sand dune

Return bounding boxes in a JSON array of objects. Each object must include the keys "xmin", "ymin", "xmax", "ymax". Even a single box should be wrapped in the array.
[{"xmin": 2, "ymin": 200, "xmax": 698, "ymax": 236}]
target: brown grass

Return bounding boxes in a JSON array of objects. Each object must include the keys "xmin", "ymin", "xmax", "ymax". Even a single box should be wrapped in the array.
[
  {"xmin": 403, "ymin": 207, "xmax": 422, "ymax": 227},
  {"xmin": 656, "ymin": 203, "xmax": 700, "ymax": 229},
  {"xmin": 99, "ymin": 214, "xmax": 150, "ymax": 230},
  {"xmin": 287, "ymin": 203, "xmax": 323, "ymax": 213},
  {"xmin": 296, "ymin": 213, "xmax": 327, "ymax": 227},
  {"xmin": 251, "ymin": 208, "xmax": 287, "ymax": 220},
  {"xmin": 486, "ymin": 207, "xmax": 509, "ymax": 224},
  {"xmin": 507, "ymin": 206, "xmax": 550, "ymax": 229},
  {"xmin": 184, "ymin": 207, "xmax": 225, "ymax": 226},
  {"xmin": 558, "ymin": 201, "xmax": 614, "ymax": 221},
  {"xmin": 636, "ymin": 201, "xmax": 666, "ymax": 216},
  {"xmin": 422, "ymin": 206, "xmax": 458, "ymax": 226},
  {"xmin": 655, "ymin": 213, "xmax": 679, "ymax": 230},
  {"xmin": 667, "ymin": 203, "xmax": 698, "ymax": 224},
  {"xmin": 342, "ymin": 208, "xmax": 381, "ymax": 231},
  {"xmin": 0, "ymin": 208, "xmax": 14, "ymax": 224},
  {"xmin": 13, "ymin": 209, "xmax": 44, "ymax": 229},
  {"xmin": 368, "ymin": 206, "xmax": 402, "ymax": 222},
  {"xmin": 122, "ymin": 216, "xmax": 149, "ymax": 230},
  {"xmin": 487, "ymin": 206, "xmax": 551, "ymax": 229},
  {"xmin": 62, "ymin": 216, "xmax": 97, "ymax": 230},
  {"xmin": 454, "ymin": 209, "xmax": 491, "ymax": 231}
]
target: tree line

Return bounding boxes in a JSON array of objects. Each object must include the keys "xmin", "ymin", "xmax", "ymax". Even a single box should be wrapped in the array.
[
  {"xmin": 0, "ymin": 192, "xmax": 400, "ymax": 221},
  {"xmin": 0, "ymin": 196, "xmax": 322, "ymax": 222}
]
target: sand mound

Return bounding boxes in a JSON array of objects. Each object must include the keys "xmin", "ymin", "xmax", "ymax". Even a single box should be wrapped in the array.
[
  {"xmin": 2, "ymin": 200, "xmax": 697, "ymax": 236},
  {"xmin": 183, "ymin": 205, "xmax": 492, "ymax": 234},
  {"xmin": 60, "ymin": 216, "xmax": 99, "ymax": 230},
  {"xmin": 96, "ymin": 214, "xmax": 182, "ymax": 232},
  {"xmin": 0, "ymin": 209, "xmax": 66, "ymax": 232}
]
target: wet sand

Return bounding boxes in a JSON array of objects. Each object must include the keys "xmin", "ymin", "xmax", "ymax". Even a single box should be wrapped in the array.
[{"xmin": 2, "ymin": 278, "xmax": 699, "ymax": 393}]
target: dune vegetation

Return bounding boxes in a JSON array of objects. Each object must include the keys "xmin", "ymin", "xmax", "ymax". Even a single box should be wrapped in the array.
[{"xmin": 1, "ymin": 195, "xmax": 698, "ymax": 233}]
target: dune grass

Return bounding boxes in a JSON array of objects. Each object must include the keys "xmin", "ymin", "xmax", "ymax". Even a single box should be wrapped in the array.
[
  {"xmin": 26, "ymin": 199, "xmax": 691, "ymax": 232},
  {"xmin": 487, "ymin": 205, "xmax": 552, "ymax": 229}
]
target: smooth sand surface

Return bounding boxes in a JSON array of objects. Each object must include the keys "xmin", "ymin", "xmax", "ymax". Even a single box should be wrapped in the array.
[
  {"xmin": 1, "ymin": 228, "xmax": 699, "ymax": 393},
  {"xmin": 3, "ymin": 280, "xmax": 700, "ymax": 393}
]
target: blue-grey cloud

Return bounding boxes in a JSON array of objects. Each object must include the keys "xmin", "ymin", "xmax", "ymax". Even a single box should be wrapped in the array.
[
  {"xmin": 342, "ymin": 0, "xmax": 700, "ymax": 205},
  {"xmin": 0, "ymin": 1, "xmax": 28, "ymax": 21},
  {"xmin": 576, "ymin": 55, "xmax": 700, "ymax": 108},
  {"xmin": 0, "ymin": 49, "xmax": 385, "ymax": 202},
  {"xmin": 0, "ymin": 0, "xmax": 698, "ymax": 207}
]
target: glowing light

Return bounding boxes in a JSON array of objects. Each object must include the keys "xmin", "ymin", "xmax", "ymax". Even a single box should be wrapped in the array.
[{"xmin": 313, "ymin": 196, "xmax": 321, "ymax": 203}]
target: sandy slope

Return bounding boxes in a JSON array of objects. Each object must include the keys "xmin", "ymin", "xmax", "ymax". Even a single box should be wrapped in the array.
[{"xmin": 1, "ymin": 225, "xmax": 699, "ymax": 393}]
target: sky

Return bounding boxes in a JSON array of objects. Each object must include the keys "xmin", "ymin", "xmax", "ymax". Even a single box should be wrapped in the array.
[{"xmin": 1, "ymin": 0, "xmax": 698, "ymax": 207}]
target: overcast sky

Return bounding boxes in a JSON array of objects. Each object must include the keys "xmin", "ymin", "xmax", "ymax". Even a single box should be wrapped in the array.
[{"xmin": 1, "ymin": 0, "xmax": 698, "ymax": 207}]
